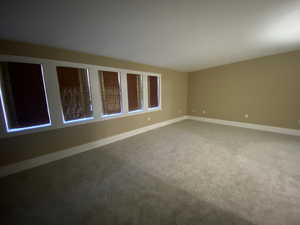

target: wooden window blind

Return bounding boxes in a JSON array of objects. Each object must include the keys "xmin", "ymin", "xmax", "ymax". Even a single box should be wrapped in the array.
[
  {"xmin": 99, "ymin": 71, "xmax": 121, "ymax": 115},
  {"xmin": 127, "ymin": 74, "xmax": 142, "ymax": 111},
  {"xmin": 148, "ymin": 76, "xmax": 159, "ymax": 108},
  {"xmin": 56, "ymin": 67, "xmax": 92, "ymax": 122},
  {"xmin": 0, "ymin": 62, "xmax": 50, "ymax": 129}
]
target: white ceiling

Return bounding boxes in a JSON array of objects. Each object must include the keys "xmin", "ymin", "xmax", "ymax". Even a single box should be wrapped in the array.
[{"xmin": 1, "ymin": 0, "xmax": 300, "ymax": 72}]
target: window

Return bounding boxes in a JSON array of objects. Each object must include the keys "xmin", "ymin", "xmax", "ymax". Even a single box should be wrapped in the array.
[
  {"xmin": 99, "ymin": 71, "xmax": 121, "ymax": 115},
  {"xmin": 0, "ymin": 62, "xmax": 50, "ymax": 132},
  {"xmin": 127, "ymin": 73, "xmax": 142, "ymax": 112},
  {"xmin": 148, "ymin": 75, "xmax": 160, "ymax": 108},
  {"xmin": 0, "ymin": 55, "xmax": 162, "ymax": 137},
  {"xmin": 56, "ymin": 67, "xmax": 93, "ymax": 123}
]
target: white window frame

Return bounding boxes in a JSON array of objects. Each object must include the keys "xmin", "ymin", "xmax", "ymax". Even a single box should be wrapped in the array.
[
  {"xmin": 98, "ymin": 69, "xmax": 124, "ymax": 119},
  {"xmin": 0, "ymin": 55, "xmax": 162, "ymax": 138},
  {"xmin": 0, "ymin": 59, "xmax": 53, "ymax": 136},
  {"xmin": 147, "ymin": 74, "xmax": 162, "ymax": 111},
  {"xmin": 55, "ymin": 65, "xmax": 94, "ymax": 124},
  {"xmin": 126, "ymin": 72, "xmax": 144, "ymax": 114}
]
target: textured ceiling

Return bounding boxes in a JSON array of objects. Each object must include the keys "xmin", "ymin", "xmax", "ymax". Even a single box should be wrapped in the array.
[{"xmin": 1, "ymin": 0, "xmax": 300, "ymax": 72}]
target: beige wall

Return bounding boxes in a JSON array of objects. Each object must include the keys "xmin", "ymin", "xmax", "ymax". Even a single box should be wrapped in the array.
[
  {"xmin": 1, "ymin": 39, "xmax": 299, "ymax": 167},
  {"xmin": 188, "ymin": 50, "xmax": 300, "ymax": 130},
  {"xmin": 0, "ymin": 40, "xmax": 188, "ymax": 167}
]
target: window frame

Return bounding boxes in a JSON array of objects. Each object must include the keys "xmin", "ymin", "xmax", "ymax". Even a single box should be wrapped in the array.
[
  {"xmin": 98, "ymin": 69, "xmax": 123, "ymax": 118},
  {"xmin": 147, "ymin": 74, "xmax": 161, "ymax": 111},
  {"xmin": 56, "ymin": 66, "xmax": 94, "ymax": 124},
  {"xmin": 126, "ymin": 72, "xmax": 144, "ymax": 113},
  {"xmin": 0, "ymin": 55, "xmax": 162, "ymax": 138},
  {"xmin": 0, "ymin": 62, "xmax": 52, "ymax": 133}
]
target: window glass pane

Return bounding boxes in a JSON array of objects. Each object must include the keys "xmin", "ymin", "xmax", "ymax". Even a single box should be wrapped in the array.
[
  {"xmin": 0, "ymin": 62, "xmax": 50, "ymax": 131},
  {"xmin": 99, "ymin": 71, "xmax": 121, "ymax": 115},
  {"xmin": 127, "ymin": 73, "xmax": 142, "ymax": 111},
  {"xmin": 148, "ymin": 76, "xmax": 159, "ymax": 108},
  {"xmin": 56, "ymin": 67, "xmax": 93, "ymax": 122}
]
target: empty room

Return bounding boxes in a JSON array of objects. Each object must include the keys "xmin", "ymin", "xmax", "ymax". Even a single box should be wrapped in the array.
[{"xmin": 0, "ymin": 1, "xmax": 300, "ymax": 225}]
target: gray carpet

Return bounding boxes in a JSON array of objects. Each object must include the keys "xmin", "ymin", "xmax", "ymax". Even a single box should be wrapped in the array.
[{"xmin": 1, "ymin": 120, "xmax": 300, "ymax": 225}]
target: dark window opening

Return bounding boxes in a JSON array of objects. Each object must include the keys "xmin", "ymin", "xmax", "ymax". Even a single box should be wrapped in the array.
[
  {"xmin": 0, "ymin": 62, "xmax": 50, "ymax": 130},
  {"xmin": 127, "ymin": 74, "xmax": 142, "ymax": 111},
  {"xmin": 57, "ymin": 67, "xmax": 93, "ymax": 122},
  {"xmin": 148, "ymin": 76, "xmax": 159, "ymax": 108},
  {"xmin": 99, "ymin": 71, "xmax": 121, "ymax": 115}
]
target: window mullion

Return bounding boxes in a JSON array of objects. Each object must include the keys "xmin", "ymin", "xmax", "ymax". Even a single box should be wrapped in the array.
[
  {"xmin": 158, "ymin": 75, "xmax": 162, "ymax": 109},
  {"xmin": 43, "ymin": 63, "xmax": 64, "ymax": 129},
  {"xmin": 143, "ymin": 73, "xmax": 149, "ymax": 111},
  {"xmin": 89, "ymin": 68, "xmax": 102, "ymax": 118},
  {"xmin": 120, "ymin": 71, "xmax": 128, "ymax": 114}
]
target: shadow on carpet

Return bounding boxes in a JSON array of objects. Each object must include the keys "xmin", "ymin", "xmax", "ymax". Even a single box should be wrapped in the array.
[{"xmin": 0, "ymin": 150, "xmax": 255, "ymax": 225}]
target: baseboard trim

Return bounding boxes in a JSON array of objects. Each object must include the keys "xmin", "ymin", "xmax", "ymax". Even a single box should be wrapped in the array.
[
  {"xmin": 187, "ymin": 116, "xmax": 300, "ymax": 136},
  {"xmin": 0, "ymin": 116, "xmax": 188, "ymax": 178}
]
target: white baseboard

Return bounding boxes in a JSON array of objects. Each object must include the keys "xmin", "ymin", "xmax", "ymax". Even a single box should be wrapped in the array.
[
  {"xmin": 0, "ymin": 116, "xmax": 188, "ymax": 178},
  {"xmin": 2, "ymin": 115, "xmax": 298, "ymax": 178},
  {"xmin": 187, "ymin": 116, "xmax": 300, "ymax": 136}
]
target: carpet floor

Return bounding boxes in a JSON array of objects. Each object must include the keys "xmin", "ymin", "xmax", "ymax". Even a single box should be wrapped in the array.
[{"xmin": 1, "ymin": 120, "xmax": 300, "ymax": 225}]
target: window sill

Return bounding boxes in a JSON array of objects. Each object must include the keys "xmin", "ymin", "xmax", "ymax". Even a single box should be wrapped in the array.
[
  {"xmin": 101, "ymin": 113, "xmax": 124, "ymax": 120},
  {"xmin": 63, "ymin": 117, "xmax": 94, "ymax": 124},
  {"xmin": 148, "ymin": 106, "xmax": 161, "ymax": 112},
  {"xmin": 0, "ymin": 107, "xmax": 162, "ymax": 138},
  {"xmin": 6, "ymin": 123, "xmax": 52, "ymax": 133},
  {"xmin": 128, "ymin": 109, "xmax": 144, "ymax": 114}
]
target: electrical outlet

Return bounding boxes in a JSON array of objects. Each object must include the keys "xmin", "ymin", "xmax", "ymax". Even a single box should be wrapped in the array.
[
  {"xmin": 147, "ymin": 117, "xmax": 151, "ymax": 121},
  {"xmin": 202, "ymin": 110, "xmax": 206, "ymax": 114},
  {"xmin": 244, "ymin": 114, "xmax": 249, "ymax": 118}
]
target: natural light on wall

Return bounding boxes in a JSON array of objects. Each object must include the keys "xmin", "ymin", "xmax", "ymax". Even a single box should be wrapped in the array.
[{"xmin": 266, "ymin": 8, "xmax": 300, "ymax": 43}]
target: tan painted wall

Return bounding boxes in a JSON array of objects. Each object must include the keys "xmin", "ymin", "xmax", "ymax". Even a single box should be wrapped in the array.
[
  {"xmin": 0, "ymin": 40, "xmax": 188, "ymax": 167},
  {"xmin": 188, "ymin": 50, "xmax": 300, "ymax": 130}
]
